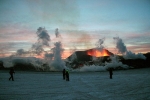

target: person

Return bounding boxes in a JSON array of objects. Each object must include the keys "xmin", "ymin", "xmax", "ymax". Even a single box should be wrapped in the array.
[
  {"xmin": 62, "ymin": 69, "xmax": 66, "ymax": 80},
  {"xmin": 9, "ymin": 67, "xmax": 15, "ymax": 81},
  {"xmin": 65, "ymin": 70, "xmax": 69, "ymax": 81},
  {"xmin": 109, "ymin": 68, "xmax": 113, "ymax": 79}
]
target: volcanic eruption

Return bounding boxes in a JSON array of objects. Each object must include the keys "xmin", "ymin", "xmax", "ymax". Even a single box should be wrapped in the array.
[{"xmin": 87, "ymin": 49, "xmax": 113, "ymax": 57}]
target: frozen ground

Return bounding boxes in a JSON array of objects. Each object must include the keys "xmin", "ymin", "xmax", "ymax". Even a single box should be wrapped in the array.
[{"xmin": 0, "ymin": 68, "xmax": 150, "ymax": 100}]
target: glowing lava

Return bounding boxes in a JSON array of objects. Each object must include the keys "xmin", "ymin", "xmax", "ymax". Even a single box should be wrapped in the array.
[{"xmin": 87, "ymin": 49, "xmax": 110, "ymax": 57}]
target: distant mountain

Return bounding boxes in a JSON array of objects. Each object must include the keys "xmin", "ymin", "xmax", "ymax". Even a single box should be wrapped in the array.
[
  {"xmin": 0, "ymin": 52, "xmax": 149, "ymax": 71},
  {"xmin": 66, "ymin": 49, "xmax": 150, "ymax": 69},
  {"xmin": 120, "ymin": 52, "xmax": 150, "ymax": 69}
]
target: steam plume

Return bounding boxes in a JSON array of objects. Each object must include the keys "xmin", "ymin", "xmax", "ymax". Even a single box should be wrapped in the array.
[
  {"xmin": 113, "ymin": 37, "xmax": 127, "ymax": 54},
  {"xmin": 95, "ymin": 38, "xmax": 105, "ymax": 51},
  {"xmin": 113, "ymin": 37, "xmax": 146, "ymax": 60},
  {"xmin": 16, "ymin": 49, "xmax": 25, "ymax": 55},
  {"xmin": 44, "ymin": 53, "xmax": 53, "ymax": 61},
  {"xmin": 104, "ymin": 55, "xmax": 128, "ymax": 69},
  {"xmin": 32, "ymin": 43, "xmax": 44, "ymax": 55},
  {"xmin": 50, "ymin": 42, "xmax": 65, "ymax": 70},
  {"xmin": 124, "ymin": 51, "xmax": 146, "ymax": 60},
  {"xmin": 55, "ymin": 28, "xmax": 61, "ymax": 38},
  {"xmin": 36, "ymin": 27, "xmax": 50, "ymax": 46},
  {"xmin": 32, "ymin": 27, "xmax": 50, "ymax": 55},
  {"xmin": 48, "ymin": 28, "xmax": 66, "ymax": 71}
]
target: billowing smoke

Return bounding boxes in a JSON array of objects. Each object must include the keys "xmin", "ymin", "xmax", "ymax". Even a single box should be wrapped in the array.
[
  {"xmin": 16, "ymin": 49, "xmax": 25, "ymax": 56},
  {"xmin": 55, "ymin": 28, "xmax": 61, "ymax": 38},
  {"xmin": 94, "ymin": 38, "xmax": 107, "ymax": 62},
  {"xmin": 3, "ymin": 27, "xmax": 146, "ymax": 71},
  {"xmin": 2, "ymin": 52, "xmax": 16, "ymax": 68},
  {"xmin": 91, "ymin": 38, "xmax": 105, "ymax": 61},
  {"xmin": 44, "ymin": 53, "xmax": 53, "ymax": 61},
  {"xmin": 42, "ymin": 28, "xmax": 65, "ymax": 71},
  {"xmin": 113, "ymin": 37, "xmax": 127, "ymax": 54},
  {"xmin": 32, "ymin": 43, "xmax": 44, "ymax": 55},
  {"xmin": 16, "ymin": 49, "xmax": 29, "ymax": 57},
  {"xmin": 24, "ymin": 27, "xmax": 51, "ymax": 70},
  {"xmin": 124, "ymin": 51, "xmax": 146, "ymax": 60},
  {"xmin": 2, "ymin": 27, "xmax": 68, "ymax": 71},
  {"xmin": 32, "ymin": 27, "xmax": 50, "ymax": 55},
  {"xmin": 2, "ymin": 57, "xmax": 14, "ymax": 68},
  {"xmin": 74, "ymin": 55, "xmax": 129, "ymax": 72},
  {"xmin": 30, "ymin": 58, "xmax": 48, "ymax": 71},
  {"xmin": 30, "ymin": 28, "xmax": 66, "ymax": 71},
  {"xmin": 95, "ymin": 38, "xmax": 105, "ymax": 51},
  {"xmin": 113, "ymin": 37, "xmax": 146, "ymax": 60},
  {"xmin": 74, "ymin": 37, "xmax": 129, "ymax": 72},
  {"xmin": 36, "ymin": 27, "xmax": 50, "ymax": 46},
  {"xmin": 50, "ymin": 42, "xmax": 65, "ymax": 71},
  {"xmin": 104, "ymin": 55, "xmax": 128, "ymax": 69},
  {"xmin": 75, "ymin": 55, "xmax": 128, "ymax": 72}
]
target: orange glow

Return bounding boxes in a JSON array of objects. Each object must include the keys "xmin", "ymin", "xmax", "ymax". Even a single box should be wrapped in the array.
[
  {"xmin": 87, "ymin": 49, "xmax": 110, "ymax": 57},
  {"xmin": 61, "ymin": 51, "xmax": 72, "ymax": 59}
]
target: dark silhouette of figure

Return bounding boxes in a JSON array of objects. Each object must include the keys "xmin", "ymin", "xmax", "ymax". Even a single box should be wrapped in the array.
[
  {"xmin": 65, "ymin": 70, "xmax": 69, "ymax": 81},
  {"xmin": 109, "ymin": 68, "xmax": 113, "ymax": 79},
  {"xmin": 62, "ymin": 69, "xmax": 66, "ymax": 80},
  {"xmin": 9, "ymin": 67, "xmax": 15, "ymax": 81}
]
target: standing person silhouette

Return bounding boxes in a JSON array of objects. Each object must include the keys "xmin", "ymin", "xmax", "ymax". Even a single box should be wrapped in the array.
[
  {"xmin": 109, "ymin": 68, "xmax": 113, "ymax": 79},
  {"xmin": 62, "ymin": 69, "xmax": 66, "ymax": 80},
  {"xmin": 9, "ymin": 67, "xmax": 15, "ymax": 81}
]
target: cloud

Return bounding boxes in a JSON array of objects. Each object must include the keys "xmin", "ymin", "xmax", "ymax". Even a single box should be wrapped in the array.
[
  {"xmin": 126, "ymin": 43, "xmax": 150, "ymax": 53},
  {"xmin": 24, "ymin": 0, "xmax": 80, "ymax": 30},
  {"xmin": 126, "ymin": 32, "xmax": 150, "ymax": 39},
  {"xmin": 0, "ymin": 25, "xmax": 36, "ymax": 43}
]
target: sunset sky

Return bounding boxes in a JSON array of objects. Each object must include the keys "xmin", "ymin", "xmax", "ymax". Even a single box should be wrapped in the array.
[{"xmin": 0, "ymin": 0, "xmax": 150, "ymax": 58}]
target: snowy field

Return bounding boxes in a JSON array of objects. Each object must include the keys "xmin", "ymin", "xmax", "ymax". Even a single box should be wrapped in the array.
[{"xmin": 0, "ymin": 68, "xmax": 150, "ymax": 100}]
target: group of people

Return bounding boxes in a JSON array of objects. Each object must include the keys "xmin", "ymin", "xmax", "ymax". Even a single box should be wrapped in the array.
[
  {"xmin": 62, "ymin": 69, "xmax": 69, "ymax": 81},
  {"xmin": 62, "ymin": 68, "xmax": 113, "ymax": 81},
  {"xmin": 8, "ymin": 67, "xmax": 113, "ymax": 82}
]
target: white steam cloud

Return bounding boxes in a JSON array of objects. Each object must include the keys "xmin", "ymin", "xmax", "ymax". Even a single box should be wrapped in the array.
[
  {"xmin": 104, "ymin": 55, "xmax": 128, "ymax": 69},
  {"xmin": 113, "ymin": 37, "xmax": 127, "ymax": 54},
  {"xmin": 31, "ymin": 27, "xmax": 50, "ymax": 55},
  {"xmin": 76, "ymin": 55, "xmax": 129, "ymax": 72},
  {"xmin": 36, "ymin": 27, "xmax": 50, "ymax": 46},
  {"xmin": 113, "ymin": 37, "xmax": 146, "ymax": 60},
  {"xmin": 124, "ymin": 51, "xmax": 146, "ymax": 60},
  {"xmin": 2, "ymin": 28, "xmax": 146, "ymax": 72},
  {"xmin": 2, "ymin": 27, "xmax": 66, "ymax": 71},
  {"xmin": 32, "ymin": 43, "xmax": 44, "ymax": 55},
  {"xmin": 74, "ymin": 38, "xmax": 129, "ymax": 72},
  {"xmin": 50, "ymin": 42, "xmax": 66, "ymax": 71},
  {"xmin": 95, "ymin": 38, "xmax": 105, "ymax": 51},
  {"xmin": 55, "ymin": 28, "xmax": 61, "ymax": 38},
  {"xmin": 16, "ymin": 49, "xmax": 25, "ymax": 56}
]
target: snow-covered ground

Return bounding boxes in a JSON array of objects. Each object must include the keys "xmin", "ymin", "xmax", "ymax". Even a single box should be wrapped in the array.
[{"xmin": 0, "ymin": 68, "xmax": 150, "ymax": 100}]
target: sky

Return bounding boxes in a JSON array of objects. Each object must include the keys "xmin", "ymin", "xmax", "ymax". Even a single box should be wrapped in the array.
[{"xmin": 0, "ymin": 0, "xmax": 150, "ymax": 58}]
